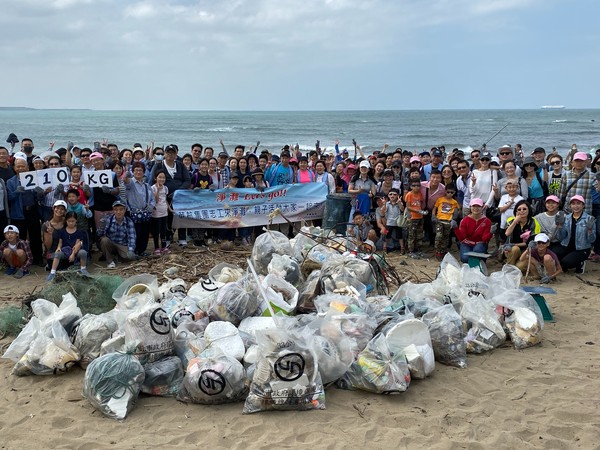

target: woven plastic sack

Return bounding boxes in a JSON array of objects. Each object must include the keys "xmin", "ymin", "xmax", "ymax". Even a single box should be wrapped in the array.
[
  {"xmin": 83, "ymin": 351, "xmax": 145, "ymax": 420},
  {"xmin": 243, "ymin": 327, "xmax": 325, "ymax": 413}
]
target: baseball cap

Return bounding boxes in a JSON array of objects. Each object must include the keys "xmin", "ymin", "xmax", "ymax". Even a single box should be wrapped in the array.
[
  {"xmin": 419, "ymin": 151, "xmax": 430, "ymax": 157},
  {"xmin": 89, "ymin": 151, "xmax": 104, "ymax": 160},
  {"xmin": 383, "ymin": 169, "xmax": 393, "ymax": 176},
  {"xmin": 534, "ymin": 233, "xmax": 550, "ymax": 243},
  {"xmin": 280, "ymin": 150, "xmax": 291, "ymax": 158},
  {"xmin": 470, "ymin": 198, "xmax": 484, "ymax": 207},
  {"xmin": 218, "ymin": 151, "xmax": 228, "ymax": 158},
  {"xmin": 359, "ymin": 160, "xmax": 370, "ymax": 169},
  {"xmin": 545, "ymin": 195, "xmax": 560, "ymax": 203},
  {"xmin": 498, "ymin": 145, "xmax": 513, "ymax": 154},
  {"xmin": 229, "ymin": 172, "xmax": 240, "ymax": 179},
  {"xmin": 53, "ymin": 200, "xmax": 68, "ymax": 209},
  {"xmin": 112, "ymin": 200, "xmax": 127, "ymax": 208},
  {"xmin": 432, "ymin": 149, "xmax": 443, "ymax": 157},
  {"xmin": 12, "ymin": 151, "xmax": 27, "ymax": 161},
  {"xmin": 342, "ymin": 149, "xmax": 349, "ymax": 154},
  {"xmin": 410, "ymin": 156, "xmax": 421, "ymax": 163},
  {"xmin": 533, "ymin": 147, "xmax": 546, "ymax": 154},
  {"xmin": 165, "ymin": 145, "xmax": 177, "ymax": 153},
  {"xmin": 573, "ymin": 152, "xmax": 588, "ymax": 161},
  {"xmin": 522, "ymin": 156, "xmax": 536, "ymax": 166},
  {"xmin": 133, "ymin": 147, "xmax": 145, "ymax": 154},
  {"xmin": 570, "ymin": 194, "xmax": 585, "ymax": 204},
  {"xmin": 490, "ymin": 157, "xmax": 500, "ymax": 166},
  {"xmin": 4, "ymin": 224, "xmax": 19, "ymax": 234},
  {"xmin": 347, "ymin": 164, "xmax": 356, "ymax": 170},
  {"xmin": 480, "ymin": 152, "xmax": 492, "ymax": 160},
  {"xmin": 133, "ymin": 143, "xmax": 143, "ymax": 150}
]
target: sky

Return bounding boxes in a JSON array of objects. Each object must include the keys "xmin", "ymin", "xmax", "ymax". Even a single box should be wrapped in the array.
[{"xmin": 1, "ymin": 0, "xmax": 599, "ymax": 110}]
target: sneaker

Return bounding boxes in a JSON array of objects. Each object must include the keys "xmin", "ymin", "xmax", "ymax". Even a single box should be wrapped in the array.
[
  {"xmin": 80, "ymin": 268, "xmax": 90, "ymax": 276},
  {"xmin": 153, "ymin": 249, "xmax": 162, "ymax": 256},
  {"xmin": 14, "ymin": 268, "xmax": 28, "ymax": 279},
  {"xmin": 4, "ymin": 266, "xmax": 16, "ymax": 276},
  {"xmin": 409, "ymin": 252, "xmax": 420, "ymax": 259},
  {"xmin": 165, "ymin": 240, "xmax": 171, "ymax": 248},
  {"xmin": 107, "ymin": 260, "xmax": 116, "ymax": 269},
  {"xmin": 575, "ymin": 261, "xmax": 586, "ymax": 274},
  {"xmin": 418, "ymin": 252, "xmax": 429, "ymax": 259},
  {"xmin": 161, "ymin": 247, "xmax": 171, "ymax": 255},
  {"xmin": 46, "ymin": 273, "xmax": 56, "ymax": 282},
  {"xmin": 179, "ymin": 240, "xmax": 188, "ymax": 247}
]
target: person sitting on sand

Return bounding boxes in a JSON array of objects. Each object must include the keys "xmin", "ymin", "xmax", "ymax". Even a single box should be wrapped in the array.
[
  {"xmin": 516, "ymin": 232, "xmax": 562, "ymax": 283},
  {"xmin": 47, "ymin": 212, "xmax": 90, "ymax": 281},
  {"xmin": 97, "ymin": 200, "xmax": 137, "ymax": 268},
  {"xmin": 553, "ymin": 195, "xmax": 596, "ymax": 274},
  {"xmin": 503, "ymin": 200, "xmax": 540, "ymax": 266},
  {"xmin": 0, "ymin": 225, "xmax": 33, "ymax": 278},
  {"xmin": 453, "ymin": 198, "xmax": 493, "ymax": 263}
]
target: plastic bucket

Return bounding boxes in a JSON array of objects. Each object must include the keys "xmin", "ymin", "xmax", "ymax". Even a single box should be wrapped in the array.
[{"xmin": 323, "ymin": 194, "xmax": 353, "ymax": 234}]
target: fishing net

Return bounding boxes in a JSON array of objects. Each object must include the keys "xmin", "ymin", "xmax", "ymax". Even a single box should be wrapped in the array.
[{"xmin": 36, "ymin": 272, "xmax": 124, "ymax": 316}]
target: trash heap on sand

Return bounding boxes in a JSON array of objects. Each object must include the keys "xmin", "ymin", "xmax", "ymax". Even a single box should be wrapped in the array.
[{"xmin": 2, "ymin": 228, "xmax": 545, "ymax": 419}]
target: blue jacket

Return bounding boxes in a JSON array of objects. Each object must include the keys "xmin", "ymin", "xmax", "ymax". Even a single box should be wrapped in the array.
[
  {"xmin": 558, "ymin": 212, "xmax": 596, "ymax": 250},
  {"xmin": 7, "ymin": 175, "xmax": 41, "ymax": 220}
]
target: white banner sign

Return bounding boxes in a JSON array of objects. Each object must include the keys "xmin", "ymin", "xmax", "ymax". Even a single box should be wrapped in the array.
[
  {"xmin": 83, "ymin": 170, "xmax": 113, "ymax": 188},
  {"xmin": 19, "ymin": 168, "xmax": 70, "ymax": 190}
]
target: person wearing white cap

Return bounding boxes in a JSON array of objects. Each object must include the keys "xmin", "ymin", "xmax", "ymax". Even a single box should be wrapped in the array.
[
  {"xmin": 516, "ymin": 233, "xmax": 562, "ymax": 283},
  {"xmin": 348, "ymin": 159, "xmax": 376, "ymax": 223},
  {"xmin": 1, "ymin": 224, "xmax": 33, "ymax": 278},
  {"xmin": 559, "ymin": 151, "xmax": 595, "ymax": 214},
  {"xmin": 553, "ymin": 195, "xmax": 596, "ymax": 274},
  {"xmin": 41, "ymin": 200, "xmax": 68, "ymax": 269}
]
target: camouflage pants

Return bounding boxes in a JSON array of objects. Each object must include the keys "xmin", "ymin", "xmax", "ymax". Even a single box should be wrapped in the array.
[
  {"xmin": 434, "ymin": 221, "xmax": 452, "ymax": 254},
  {"xmin": 407, "ymin": 218, "xmax": 424, "ymax": 252}
]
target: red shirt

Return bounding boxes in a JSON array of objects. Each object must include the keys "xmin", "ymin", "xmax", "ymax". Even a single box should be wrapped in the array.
[{"xmin": 454, "ymin": 215, "xmax": 493, "ymax": 244}]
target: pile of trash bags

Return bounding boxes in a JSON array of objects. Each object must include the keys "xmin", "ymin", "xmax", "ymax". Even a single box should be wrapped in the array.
[{"xmin": 2, "ymin": 228, "xmax": 545, "ymax": 419}]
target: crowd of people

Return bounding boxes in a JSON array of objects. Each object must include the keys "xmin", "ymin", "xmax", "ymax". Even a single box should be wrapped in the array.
[{"xmin": 0, "ymin": 134, "xmax": 598, "ymax": 284}]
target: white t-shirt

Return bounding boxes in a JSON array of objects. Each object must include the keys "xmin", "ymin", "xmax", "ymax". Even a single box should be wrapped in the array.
[
  {"xmin": 151, "ymin": 184, "xmax": 169, "ymax": 218},
  {"xmin": 499, "ymin": 193, "xmax": 524, "ymax": 229}
]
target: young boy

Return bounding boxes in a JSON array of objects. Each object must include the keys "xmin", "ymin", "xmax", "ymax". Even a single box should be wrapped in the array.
[
  {"xmin": 66, "ymin": 188, "xmax": 93, "ymax": 249},
  {"xmin": 498, "ymin": 180, "xmax": 524, "ymax": 240},
  {"xmin": 404, "ymin": 180, "xmax": 426, "ymax": 258},
  {"xmin": 382, "ymin": 188, "xmax": 404, "ymax": 252},
  {"xmin": 432, "ymin": 183, "xmax": 460, "ymax": 260},
  {"xmin": 348, "ymin": 211, "xmax": 372, "ymax": 247},
  {"xmin": 516, "ymin": 232, "xmax": 562, "ymax": 282},
  {"xmin": 0, "ymin": 225, "xmax": 33, "ymax": 278}
]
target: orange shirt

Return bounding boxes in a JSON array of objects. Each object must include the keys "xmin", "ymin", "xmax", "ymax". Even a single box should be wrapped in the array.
[{"xmin": 404, "ymin": 191, "xmax": 424, "ymax": 220}]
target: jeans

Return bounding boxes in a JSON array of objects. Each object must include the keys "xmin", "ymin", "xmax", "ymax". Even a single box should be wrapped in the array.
[{"xmin": 459, "ymin": 242, "xmax": 488, "ymax": 263}]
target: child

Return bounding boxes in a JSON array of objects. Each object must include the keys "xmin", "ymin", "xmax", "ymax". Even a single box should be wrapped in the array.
[
  {"xmin": 404, "ymin": 180, "xmax": 426, "ymax": 257},
  {"xmin": 47, "ymin": 212, "xmax": 89, "ymax": 281},
  {"xmin": 516, "ymin": 232, "xmax": 562, "ymax": 281},
  {"xmin": 432, "ymin": 183, "xmax": 460, "ymax": 260},
  {"xmin": 498, "ymin": 179, "xmax": 524, "ymax": 241},
  {"xmin": 66, "ymin": 188, "xmax": 92, "ymax": 247},
  {"xmin": 381, "ymin": 188, "xmax": 404, "ymax": 253},
  {"xmin": 1, "ymin": 225, "xmax": 32, "ymax": 278},
  {"xmin": 151, "ymin": 170, "xmax": 170, "ymax": 255},
  {"xmin": 348, "ymin": 211, "xmax": 373, "ymax": 247}
]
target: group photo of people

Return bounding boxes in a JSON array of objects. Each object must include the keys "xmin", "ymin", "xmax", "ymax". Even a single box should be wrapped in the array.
[{"xmin": 1, "ymin": 135, "xmax": 598, "ymax": 285}]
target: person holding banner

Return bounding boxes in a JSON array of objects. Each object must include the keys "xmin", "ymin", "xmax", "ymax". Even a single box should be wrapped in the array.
[
  {"xmin": 97, "ymin": 200, "xmax": 137, "ymax": 268},
  {"xmin": 7, "ymin": 157, "xmax": 44, "ymax": 266}
]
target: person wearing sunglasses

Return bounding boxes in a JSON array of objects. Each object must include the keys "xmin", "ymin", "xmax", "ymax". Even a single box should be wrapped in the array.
[
  {"xmin": 547, "ymin": 154, "xmax": 565, "ymax": 196},
  {"xmin": 503, "ymin": 200, "xmax": 541, "ymax": 265}
]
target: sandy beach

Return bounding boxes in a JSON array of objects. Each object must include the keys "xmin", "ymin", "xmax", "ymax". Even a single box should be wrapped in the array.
[{"xmin": 1, "ymin": 252, "xmax": 599, "ymax": 449}]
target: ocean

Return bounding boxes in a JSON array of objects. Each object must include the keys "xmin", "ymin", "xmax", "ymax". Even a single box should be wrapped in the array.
[{"xmin": 1, "ymin": 109, "xmax": 599, "ymax": 157}]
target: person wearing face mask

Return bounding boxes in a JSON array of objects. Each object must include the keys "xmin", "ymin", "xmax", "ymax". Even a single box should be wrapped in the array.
[
  {"xmin": 20, "ymin": 138, "xmax": 36, "ymax": 171},
  {"xmin": 144, "ymin": 147, "xmax": 165, "ymax": 180}
]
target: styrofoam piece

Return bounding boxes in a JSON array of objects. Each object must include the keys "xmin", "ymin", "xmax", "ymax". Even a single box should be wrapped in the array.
[{"xmin": 204, "ymin": 321, "xmax": 245, "ymax": 361}]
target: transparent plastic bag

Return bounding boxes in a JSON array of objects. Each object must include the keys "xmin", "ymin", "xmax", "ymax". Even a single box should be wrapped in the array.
[
  {"xmin": 71, "ymin": 313, "xmax": 119, "ymax": 368},
  {"xmin": 12, "ymin": 320, "xmax": 80, "ymax": 376},
  {"xmin": 385, "ymin": 318, "xmax": 435, "ymax": 379},
  {"xmin": 314, "ymin": 293, "xmax": 372, "ymax": 316},
  {"xmin": 338, "ymin": 333, "xmax": 410, "ymax": 394},
  {"xmin": 204, "ymin": 321, "xmax": 245, "ymax": 361},
  {"xmin": 142, "ymin": 356, "xmax": 184, "ymax": 397},
  {"xmin": 250, "ymin": 230, "xmax": 294, "ymax": 275},
  {"xmin": 489, "ymin": 289, "xmax": 544, "ymax": 349},
  {"xmin": 460, "ymin": 266, "xmax": 490, "ymax": 299},
  {"xmin": 325, "ymin": 310, "xmax": 377, "ymax": 358},
  {"xmin": 296, "ymin": 270, "xmax": 321, "ymax": 314},
  {"xmin": 243, "ymin": 327, "xmax": 325, "ymax": 413},
  {"xmin": 83, "ymin": 351, "xmax": 145, "ymax": 420},
  {"xmin": 267, "ymin": 254, "xmax": 302, "ymax": 285},
  {"xmin": 422, "ymin": 304, "xmax": 467, "ymax": 368},
  {"xmin": 187, "ymin": 278, "xmax": 223, "ymax": 312},
  {"xmin": 173, "ymin": 322, "xmax": 207, "ymax": 370},
  {"xmin": 320, "ymin": 258, "xmax": 377, "ymax": 295},
  {"xmin": 208, "ymin": 263, "xmax": 244, "ymax": 283},
  {"xmin": 124, "ymin": 303, "xmax": 174, "ymax": 365},
  {"xmin": 177, "ymin": 349, "xmax": 247, "ymax": 405},
  {"xmin": 262, "ymin": 274, "xmax": 299, "ymax": 316},
  {"xmin": 208, "ymin": 277, "xmax": 262, "ymax": 326},
  {"xmin": 320, "ymin": 275, "xmax": 367, "ymax": 302},
  {"xmin": 461, "ymin": 297, "xmax": 506, "ymax": 353}
]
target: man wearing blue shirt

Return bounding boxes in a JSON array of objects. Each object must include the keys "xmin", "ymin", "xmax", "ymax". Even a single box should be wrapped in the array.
[{"xmin": 97, "ymin": 200, "xmax": 137, "ymax": 268}]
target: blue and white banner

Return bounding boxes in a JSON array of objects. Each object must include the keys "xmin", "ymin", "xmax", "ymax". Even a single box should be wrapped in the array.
[{"xmin": 172, "ymin": 183, "xmax": 328, "ymax": 228}]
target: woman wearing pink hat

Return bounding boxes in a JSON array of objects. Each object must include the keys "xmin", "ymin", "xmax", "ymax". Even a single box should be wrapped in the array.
[
  {"xmin": 553, "ymin": 195, "xmax": 596, "ymax": 273},
  {"xmin": 534, "ymin": 195, "xmax": 563, "ymax": 251},
  {"xmin": 454, "ymin": 198, "xmax": 493, "ymax": 263}
]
